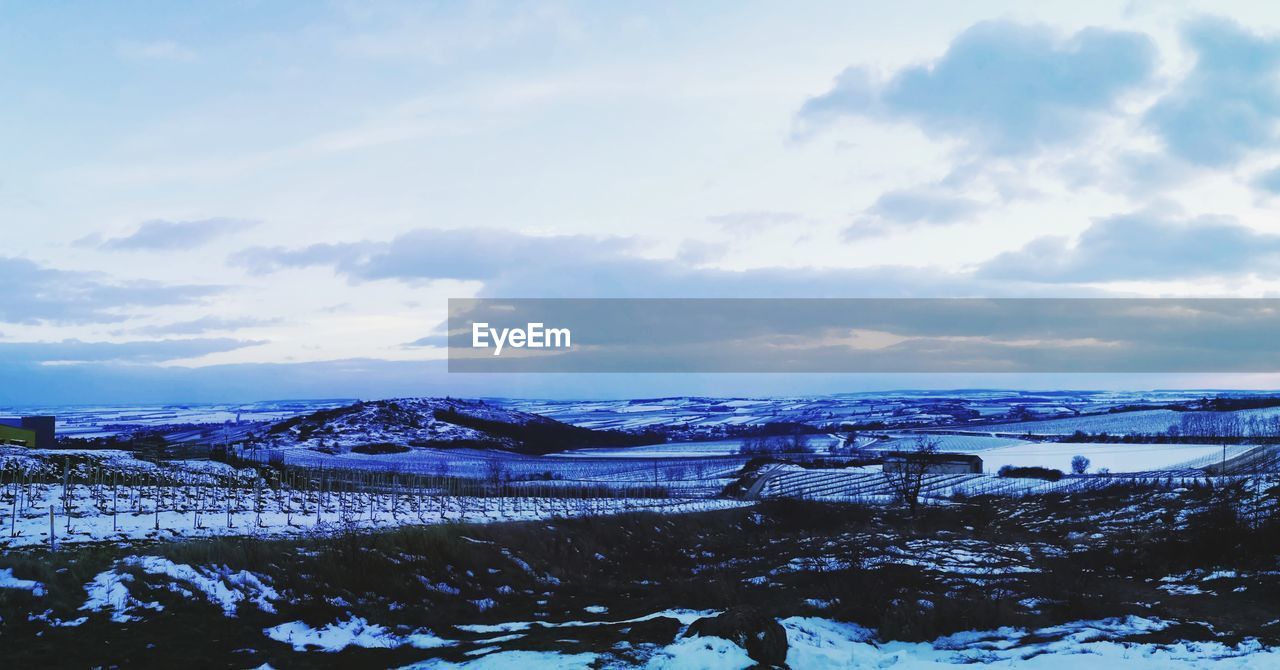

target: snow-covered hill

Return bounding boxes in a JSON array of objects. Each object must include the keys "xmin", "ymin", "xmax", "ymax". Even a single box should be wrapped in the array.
[{"xmin": 255, "ymin": 397, "xmax": 648, "ymax": 455}]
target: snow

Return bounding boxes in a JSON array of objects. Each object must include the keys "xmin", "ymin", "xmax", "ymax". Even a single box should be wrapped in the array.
[
  {"xmin": 0, "ymin": 480, "xmax": 750, "ymax": 548},
  {"xmin": 642, "ymin": 635, "xmax": 755, "ymax": 669},
  {"xmin": 978, "ymin": 442, "xmax": 1227, "ymax": 473},
  {"xmin": 76, "ymin": 555, "xmax": 279, "ymax": 623},
  {"xmin": 404, "ymin": 650, "xmax": 598, "ymax": 669},
  {"xmin": 775, "ymin": 616, "xmax": 1280, "ymax": 669},
  {"xmin": 556, "ymin": 436, "xmax": 843, "ymax": 459},
  {"xmin": 454, "ymin": 609, "xmax": 718, "ymax": 635},
  {"xmin": 1160, "ymin": 584, "xmax": 1207, "ymax": 595},
  {"xmin": 80, "ymin": 570, "xmax": 161, "ymax": 623},
  {"xmin": 28, "ymin": 400, "xmax": 350, "ymax": 439},
  {"xmin": 249, "ymin": 398, "xmax": 552, "ymax": 454},
  {"xmin": 983, "ymin": 409, "xmax": 1184, "ymax": 436},
  {"xmin": 27, "ymin": 609, "xmax": 87, "ymax": 627},
  {"xmin": 781, "ymin": 617, "xmax": 876, "ymax": 668},
  {"xmin": 123, "ymin": 555, "xmax": 278, "ymax": 615},
  {"xmin": 0, "ymin": 568, "xmax": 45, "ymax": 596},
  {"xmin": 875, "ymin": 435, "xmax": 1029, "ymax": 453},
  {"xmin": 265, "ymin": 616, "xmax": 454, "ymax": 653},
  {"xmin": 393, "ymin": 614, "xmax": 1279, "ymax": 669}
]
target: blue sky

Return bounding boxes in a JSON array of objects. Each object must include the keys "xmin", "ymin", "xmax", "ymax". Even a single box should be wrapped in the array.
[{"xmin": 6, "ymin": 1, "xmax": 1280, "ymax": 403}]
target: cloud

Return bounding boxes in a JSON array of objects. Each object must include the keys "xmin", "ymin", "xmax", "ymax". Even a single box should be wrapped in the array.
[
  {"xmin": 706, "ymin": 211, "xmax": 805, "ymax": 235},
  {"xmin": 0, "ymin": 355, "xmax": 1267, "ymax": 406},
  {"xmin": 403, "ymin": 318, "xmax": 451, "ymax": 349},
  {"xmin": 404, "ymin": 334, "xmax": 449, "ymax": 348},
  {"xmin": 235, "ymin": 228, "xmax": 1082, "ymax": 298},
  {"xmin": 0, "ymin": 257, "xmax": 223, "ymax": 325},
  {"xmin": 675, "ymin": 239, "xmax": 728, "ymax": 264},
  {"xmin": 233, "ymin": 242, "xmax": 375, "ymax": 275},
  {"xmin": 130, "ymin": 316, "xmax": 283, "ymax": 336},
  {"xmin": 0, "ymin": 338, "xmax": 264, "ymax": 364},
  {"xmin": 977, "ymin": 210, "xmax": 1280, "ymax": 282},
  {"xmin": 847, "ymin": 187, "xmax": 983, "ymax": 238},
  {"xmin": 797, "ymin": 21, "xmax": 1156, "ymax": 155},
  {"xmin": 87, "ymin": 218, "xmax": 257, "ymax": 251},
  {"xmin": 450, "ymin": 297, "xmax": 1280, "ymax": 374},
  {"xmin": 1060, "ymin": 150, "xmax": 1202, "ymax": 197},
  {"xmin": 1146, "ymin": 17, "xmax": 1280, "ymax": 167},
  {"xmin": 233, "ymin": 229, "xmax": 634, "ymax": 283},
  {"xmin": 1251, "ymin": 166, "xmax": 1280, "ymax": 195}
]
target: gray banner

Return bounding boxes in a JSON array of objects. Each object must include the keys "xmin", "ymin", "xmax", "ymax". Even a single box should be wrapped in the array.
[{"xmin": 447, "ymin": 298, "xmax": 1280, "ymax": 373}]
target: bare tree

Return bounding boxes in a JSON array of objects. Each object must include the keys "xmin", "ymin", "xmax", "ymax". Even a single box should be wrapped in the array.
[
  {"xmin": 781, "ymin": 430, "xmax": 809, "ymax": 454},
  {"xmin": 1071, "ymin": 455, "xmax": 1091, "ymax": 475},
  {"xmin": 883, "ymin": 435, "xmax": 939, "ymax": 517},
  {"xmin": 738, "ymin": 436, "xmax": 773, "ymax": 456},
  {"xmin": 832, "ymin": 431, "xmax": 859, "ymax": 456},
  {"xmin": 485, "ymin": 460, "xmax": 507, "ymax": 492}
]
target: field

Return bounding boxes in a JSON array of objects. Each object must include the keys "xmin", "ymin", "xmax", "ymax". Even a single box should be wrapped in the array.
[
  {"xmin": 973, "ymin": 410, "xmax": 1185, "ymax": 435},
  {"xmin": 502, "ymin": 391, "xmax": 1207, "ymax": 440},
  {"xmin": 246, "ymin": 446, "xmax": 745, "ymax": 497},
  {"xmin": 554, "ymin": 435, "xmax": 844, "ymax": 458},
  {"xmin": 978, "ymin": 406, "xmax": 1280, "ymax": 437},
  {"xmin": 4, "ymin": 400, "xmax": 351, "ymax": 440},
  {"xmin": 873, "ymin": 434, "xmax": 1030, "ymax": 453},
  {"xmin": 755, "ymin": 466, "xmax": 1247, "ymax": 502},
  {"xmin": 5, "ymin": 392, "xmax": 1280, "ymax": 666},
  {"xmin": 975, "ymin": 442, "xmax": 1255, "ymax": 474},
  {"xmin": 2, "ymin": 488, "xmax": 1278, "ymax": 667},
  {"xmin": 0, "ymin": 448, "xmax": 746, "ymax": 549}
]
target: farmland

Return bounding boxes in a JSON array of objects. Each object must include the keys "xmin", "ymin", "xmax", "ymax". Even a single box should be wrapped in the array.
[
  {"xmin": 0, "ymin": 448, "xmax": 746, "ymax": 549},
  {"xmin": 973, "ymin": 442, "xmax": 1254, "ymax": 474},
  {"xmin": 1, "ymin": 486, "xmax": 1278, "ymax": 667},
  {"xmin": 3, "ymin": 391, "xmax": 1279, "ymax": 667},
  {"xmin": 973, "ymin": 409, "xmax": 1185, "ymax": 436}
]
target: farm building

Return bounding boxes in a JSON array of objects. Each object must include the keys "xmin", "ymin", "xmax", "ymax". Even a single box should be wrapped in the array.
[
  {"xmin": 882, "ymin": 452, "xmax": 983, "ymax": 474},
  {"xmin": 0, "ymin": 416, "xmax": 55, "ymax": 449}
]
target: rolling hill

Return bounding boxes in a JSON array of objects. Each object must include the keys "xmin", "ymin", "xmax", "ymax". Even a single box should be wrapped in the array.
[{"xmin": 258, "ymin": 397, "xmax": 659, "ymax": 455}]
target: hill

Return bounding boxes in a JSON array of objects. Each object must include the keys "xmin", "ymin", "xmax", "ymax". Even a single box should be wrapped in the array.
[{"xmin": 258, "ymin": 397, "xmax": 659, "ymax": 455}]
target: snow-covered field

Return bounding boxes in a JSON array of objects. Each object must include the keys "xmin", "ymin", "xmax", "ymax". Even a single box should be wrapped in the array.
[
  {"xmin": 982, "ymin": 406, "xmax": 1280, "ymax": 437},
  {"xmin": 976, "ymin": 442, "xmax": 1255, "ymax": 473},
  {"xmin": 0, "ymin": 481, "xmax": 749, "ymax": 548},
  {"xmin": 7, "ymin": 400, "xmax": 353, "ymax": 439},
  {"xmin": 978, "ymin": 410, "xmax": 1184, "ymax": 436},
  {"xmin": 403, "ymin": 614, "xmax": 1280, "ymax": 669},
  {"xmin": 873, "ymin": 434, "xmax": 1030, "ymax": 453},
  {"xmin": 18, "ymin": 553, "xmax": 1273, "ymax": 670},
  {"xmin": 220, "ymin": 611, "xmax": 1280, "ymax": 668},
  {"xmin": 756, "ymin": 465, "xmax": 1242, "ymax": 502},
  {"xmin": 502, "ymin": 391, "xmax": 1183, "ymax": 438},
  {"xmin": 247, "ymin": 445, "xmax": 745, "ymax": 495},
  {"xmin": 554, "ymin": 435, "xmax": 844, "ymax": 458}
]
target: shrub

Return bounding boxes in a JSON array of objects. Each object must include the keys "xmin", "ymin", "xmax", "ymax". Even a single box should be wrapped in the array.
[
  {"xmin": 352, "ymin": 442, "xmax": 411, "ymax": 455},
  {"xmin": 997, "ymin": 465, "xmax": 1063, "ymax": 481}
]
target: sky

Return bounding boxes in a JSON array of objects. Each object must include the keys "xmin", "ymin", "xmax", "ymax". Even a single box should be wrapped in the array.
[{"xmin": 6, "ymin": 1, "xmax": 1280, "ymax": 403}]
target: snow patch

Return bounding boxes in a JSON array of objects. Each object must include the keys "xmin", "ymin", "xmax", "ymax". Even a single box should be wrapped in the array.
[
  {"xmin": 643, "ymin": 635, "xmax": 756, "ymax": 669},
  {"xmin": 404, "ymin": 650, "xmax": 598, "ymax": 669},
  {"xmin": 0, "ymin": 568, "xmax": 45, "ymax": 596},
  {"xmin": 80, "ymin": 570, "xmax": 161, "ymax": 623},
  {"xmin": 264, "ymin": 616, "xmax": 453, "ymax": 652},
  {"xmin": 124, "ymin": 555, "xmax": 279, "ymax": 615}
]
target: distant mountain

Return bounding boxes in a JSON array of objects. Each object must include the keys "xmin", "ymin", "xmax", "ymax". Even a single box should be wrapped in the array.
[{"xmin": 258, "ymin": 397, "xmax": 659, "ymax": 455}]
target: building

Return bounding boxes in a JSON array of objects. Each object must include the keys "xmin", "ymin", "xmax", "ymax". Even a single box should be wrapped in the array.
[
  {"xmin": 882, "ymin": 452, "xmax": 983, "ymax": 475},
  {"xmin": 0, "ymin": 416, "xmax": 55, "ymax": 449}
]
